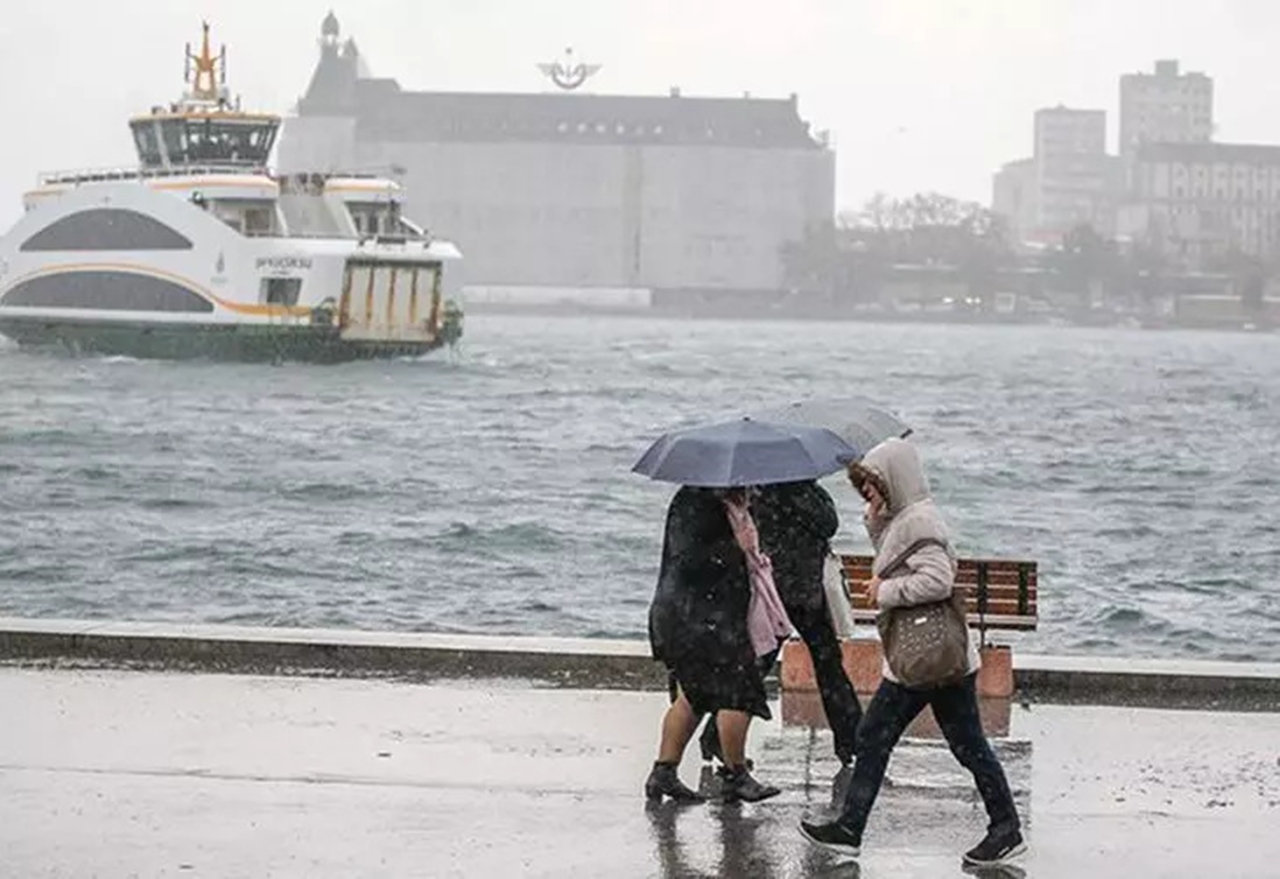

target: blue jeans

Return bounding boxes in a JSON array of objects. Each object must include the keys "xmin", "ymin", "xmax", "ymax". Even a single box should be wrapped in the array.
[{"xmin": 839, "ymin": 673, "xmax": 1019, "ymax": 836}]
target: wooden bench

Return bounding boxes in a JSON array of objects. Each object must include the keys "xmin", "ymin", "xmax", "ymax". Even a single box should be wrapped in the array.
[{"xmin": 780, "ymin": 553, "xmax": 1039, "ymax": 699}]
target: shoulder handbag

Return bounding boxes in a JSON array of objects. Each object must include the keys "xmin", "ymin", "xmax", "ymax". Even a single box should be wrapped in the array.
[
  {"xmin": 875, "ymin": 537, "xmax": 969, "ymax": 689},
  {"xmin": 822, "ymin": 550, "xmax": 856, "ymax": 639}
]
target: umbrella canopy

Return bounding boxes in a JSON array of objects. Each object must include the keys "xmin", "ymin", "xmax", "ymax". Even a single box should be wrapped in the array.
[
  {"xmin": 748, "ymin": 396, "xmax": 911, "ymax": 460},
  {"xmin": 632, "ymin": 418, "xmax": 858, "ymax": 488}
]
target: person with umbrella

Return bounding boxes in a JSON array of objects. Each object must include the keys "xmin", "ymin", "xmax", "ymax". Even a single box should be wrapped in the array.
[
  {"xmin": 634, "ymin": 419, "xmax": 858, "ymax": 803},
  {"xmin": 698, "ymin": 397, "xmax": 914, "ymax": 769},
  {"xmin": 644, "ymin": 483, "xmax": 786, "ymax": 803}
]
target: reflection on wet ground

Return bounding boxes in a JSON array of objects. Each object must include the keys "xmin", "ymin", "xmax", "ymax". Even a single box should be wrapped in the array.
[
  {"xmin": 2, "ymin": 669, "xmax": 1277, "ymax": 877},
  {"xmin": 639, "ymin": 693, "xmax": 1036, "ymax": 878},
  {"xmin": 646, "ymin": 798, "xmax": 864, "ymax": 879}
]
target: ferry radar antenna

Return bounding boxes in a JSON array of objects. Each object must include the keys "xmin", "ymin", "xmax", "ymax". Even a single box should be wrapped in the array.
[{"xmin": 185, "ymin": 21, "xmax": 225, "ymax": 102}]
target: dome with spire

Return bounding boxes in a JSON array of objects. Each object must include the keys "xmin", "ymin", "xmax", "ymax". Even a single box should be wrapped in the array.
[{"xmin": 321, "ymin": 11, "xmax": 340, "ymax": 39}]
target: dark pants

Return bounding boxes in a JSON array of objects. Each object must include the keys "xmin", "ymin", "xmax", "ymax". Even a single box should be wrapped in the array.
[
  {"xmin": 789, "ymin": 598, "xmax": 862, "ymax": 761},
  {"xmin": 698, "ymin": 597, "xmax": 862, "ymax": 763},
  {"xmin": 839, "ymin": 674, "xmax": 1019, "ymax": 836}
]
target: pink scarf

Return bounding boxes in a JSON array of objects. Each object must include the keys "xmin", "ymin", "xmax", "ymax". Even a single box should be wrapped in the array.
[{"xmin": 723, "ymin": 496, "xmax": 794, "ymax": 657}]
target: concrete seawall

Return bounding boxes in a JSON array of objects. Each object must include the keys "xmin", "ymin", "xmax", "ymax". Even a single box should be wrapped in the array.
[{"xmin": 4, "ymin": 616, "xmax": 1280, "ymax": 710}]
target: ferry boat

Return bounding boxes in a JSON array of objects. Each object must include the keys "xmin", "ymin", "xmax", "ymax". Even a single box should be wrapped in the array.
[{"xmin": 0, "ymin": 23, "xmax": 463, "ymax": 362}]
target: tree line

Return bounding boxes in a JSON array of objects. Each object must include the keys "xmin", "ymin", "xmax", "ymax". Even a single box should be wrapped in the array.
[{"xmin": 781, "ymin": 193, "xmax": 1268, "ymax": 311}]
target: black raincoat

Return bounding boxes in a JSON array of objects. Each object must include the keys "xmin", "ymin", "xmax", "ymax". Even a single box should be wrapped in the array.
[
  {"xmin": 647, "ymin": 486, "xmax": 769, "ymax": 718},
  {"xmin": 754, "ymin": 480, "xmax": 840, "ymax": 611}
]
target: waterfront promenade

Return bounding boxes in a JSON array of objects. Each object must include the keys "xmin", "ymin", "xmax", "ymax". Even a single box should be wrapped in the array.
[{"xmin": 3, "ymin": 620, "xmax": 1279, "ymax": 878}]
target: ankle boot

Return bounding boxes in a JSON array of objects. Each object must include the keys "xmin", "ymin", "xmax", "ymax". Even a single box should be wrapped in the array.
[
  {"xmin": 644, "ymin": 761, "xmax": 705, "ymax": 803},
  {"xmin": 720, "ymin": 764, "xmax": 781, "ymax": 803}
]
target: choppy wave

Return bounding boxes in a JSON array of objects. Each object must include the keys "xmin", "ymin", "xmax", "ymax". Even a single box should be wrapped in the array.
[{"xmin": 1, "ymin": 316, "xmax": 1279, "ymax": 660}]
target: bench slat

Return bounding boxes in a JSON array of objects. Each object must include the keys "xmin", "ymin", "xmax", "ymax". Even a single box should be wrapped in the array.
[
  {"xmin": 849, "ymin": 609, "xmax": 1039, "ymax": 630},
  {"xmin": 842, "ymin": 565, "xmax": 1038, "ymax": 588},
  {"xmin": 846, "ymin": 581, "xmax": 1037, "ymax": 599},
  {"xmin": 849, "ymin": 596, "xmax": 1036, "ymax": 617}
]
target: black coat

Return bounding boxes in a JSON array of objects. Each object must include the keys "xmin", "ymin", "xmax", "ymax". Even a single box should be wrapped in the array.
[
  {"xmin": 647, "ymin": 486, "xmax": 754, "ymax": 671},
  {"xmin": 754, "ymin": 480, "xmax": 839, "ymax": 613}
]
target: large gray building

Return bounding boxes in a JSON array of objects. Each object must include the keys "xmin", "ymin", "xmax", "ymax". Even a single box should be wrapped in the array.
[
  {"xmin": 278, "ymin": 15, "xmax": 835, "ymax": 304},
  {"xmin": 1118, "ymin": 142, "xmax": 1280, "ymax": 265}
]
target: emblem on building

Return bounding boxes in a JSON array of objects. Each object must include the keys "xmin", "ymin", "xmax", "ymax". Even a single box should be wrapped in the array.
[{"xmin": 537, "ymin": 47, "xmax": 601, "ymax": 91}]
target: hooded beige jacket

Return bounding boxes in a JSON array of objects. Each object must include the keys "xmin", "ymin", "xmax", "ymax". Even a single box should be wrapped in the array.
[{"xmin": 858, "ymin": 438, "xmax": 981, "ymax": 684}]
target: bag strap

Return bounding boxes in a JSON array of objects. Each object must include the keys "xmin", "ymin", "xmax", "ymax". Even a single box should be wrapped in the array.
[{"xmin": 877, "ymin": 537, "xmax": 949, "ymax": 579}]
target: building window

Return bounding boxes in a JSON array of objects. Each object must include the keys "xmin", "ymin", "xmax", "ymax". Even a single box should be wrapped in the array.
[
  {"xmin": 19, "ymin": 208, "xmax": 193, "ymax": 252},
  {"xmin": 1, "ymin": 270, "xmax": 214, "ymax": 312}
]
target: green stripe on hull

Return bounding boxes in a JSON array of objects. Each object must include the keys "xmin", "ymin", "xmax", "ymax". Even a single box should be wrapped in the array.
[{"xmin": 0, "ymin": 317, "xmax": 450, "ymax": 364}]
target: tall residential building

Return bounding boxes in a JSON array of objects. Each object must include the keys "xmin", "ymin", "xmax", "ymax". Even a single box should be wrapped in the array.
[
  {"xmin": 1032, "ymin": 107, "xmax": 1114, "ymax": 236},
  {"xmin": 993, "ymin": 107, "xmax": 1115, "ymax": 245},
  {"xmin": 1119, "ymin": 60, "xmax": 1213, "ymax": 159},
  {"xmin": 278, "ymin": 15, "xmax": 835, "ymax": 301}
]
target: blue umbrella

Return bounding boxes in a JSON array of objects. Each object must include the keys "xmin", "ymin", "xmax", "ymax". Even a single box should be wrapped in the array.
[{"xmin": 632, "ymin": 418, "xmax": 859, "ymax": 488}]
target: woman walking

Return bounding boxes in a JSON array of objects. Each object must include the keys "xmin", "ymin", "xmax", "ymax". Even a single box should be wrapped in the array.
[
  {"xmin": 799, "ymin": 439, "xmax": 1025, "ymax": 868},
  {"xmin": 645, "ymin": 485, "xmax": 789, "ymax": 804},
  {"xmin": 699, "ymin": 478, "xmax": 861, "ymax": 767}
]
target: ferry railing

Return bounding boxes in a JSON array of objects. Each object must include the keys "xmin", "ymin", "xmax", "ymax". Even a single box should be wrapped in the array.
[
  {"xmin": 38, "ymin": 166, "xmax": 401, "ymax": 187},
  {"xmin": 38, "ymin": 165, "xmax": 270, "ymax": 186}
]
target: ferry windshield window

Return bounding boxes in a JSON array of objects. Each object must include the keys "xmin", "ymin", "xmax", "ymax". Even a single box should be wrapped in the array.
[
  {"xmin": 159, "ymin": 121, "xmax": 189, "ymax": 163},
  {"xmin": 156, "ymin": 120, "xmax": 276, "ymax": 165},
  {"xmin": 131, "ymin": 124, "xmax": 162, "ymax": 166}
]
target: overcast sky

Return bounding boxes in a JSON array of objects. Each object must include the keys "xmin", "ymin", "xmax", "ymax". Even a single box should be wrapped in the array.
[{"xmin": 2, "ymin": 0, "xmax": 1280, "ymax": 226}]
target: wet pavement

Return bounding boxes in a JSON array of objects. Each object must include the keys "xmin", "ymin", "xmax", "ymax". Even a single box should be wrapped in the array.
[{"xmin": 2, "ymin": 667, "xmax": 1278, "ymax": 878}]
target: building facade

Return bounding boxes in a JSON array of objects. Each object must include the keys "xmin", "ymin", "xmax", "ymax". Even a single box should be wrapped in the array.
[
  {"xmin": 1032, "ymin": 107, "xmax": 1115, "ymax": 237},
  {"xmin": 1118, "ymin": 142, "xmax": 1280, "ymax": 265},
  {"xmin": 1119, "ymin": 60, "xmax": 1214, "ymax": 159},
  {"xmin": 991, "ymin": 107, "xmax": 1116, "ymax": 246},
  {"xmin": 278, "ymin": 16, "xmax": 835, "ymax": 300},
  {"xmin": 991, "ymin": 158, "xmax": 1036, "ymax": 242}
]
